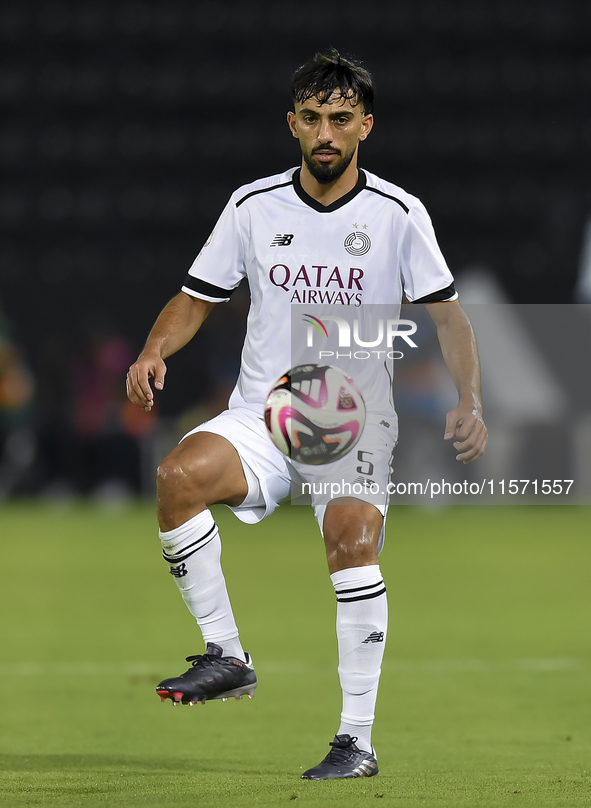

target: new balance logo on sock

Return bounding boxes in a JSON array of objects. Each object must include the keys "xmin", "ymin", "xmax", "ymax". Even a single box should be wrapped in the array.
[
  {"xmin": 169, "ymin": 563, "xmax": 188, "ymax": 578},
  {"xmin": 362, "ymin": 631, "xmax": 384, "ymax": 644}
]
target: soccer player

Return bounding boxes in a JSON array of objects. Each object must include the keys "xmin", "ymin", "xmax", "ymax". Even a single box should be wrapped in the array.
[{"xmin": 126, "ymin": 49, "xmax": 488, "ymax": 780}]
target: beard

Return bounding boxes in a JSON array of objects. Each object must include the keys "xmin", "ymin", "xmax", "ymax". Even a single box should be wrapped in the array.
[{"xmin": 302, "ymin": 145, "xmax": 356, "ymax": 185}]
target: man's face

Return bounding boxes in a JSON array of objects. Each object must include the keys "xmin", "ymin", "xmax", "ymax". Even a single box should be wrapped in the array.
[{"xmin": 287, "ymin": 93, "xmax": 373, "ymax": 184}]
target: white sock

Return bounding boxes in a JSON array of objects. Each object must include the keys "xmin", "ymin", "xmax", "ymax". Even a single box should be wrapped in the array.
[
  {"xmin": 330, "ymin": 564, "xmax": 387, "ymax": 754},
  {"xmin": 159, "ymin": 510, "xmax": 245, "ymax": 661}
]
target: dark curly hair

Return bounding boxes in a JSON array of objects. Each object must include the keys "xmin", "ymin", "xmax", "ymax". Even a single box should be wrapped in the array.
[{"xmin": 291, "ymin": 48, "xmax": 375, "ymax": 116}]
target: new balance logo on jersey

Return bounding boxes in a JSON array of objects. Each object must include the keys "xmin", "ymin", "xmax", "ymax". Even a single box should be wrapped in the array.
[
  {"xmin": 169, "ymin": 563, "xmax": 187, "ymax": 578},
  {"xmin": 270, "ymin": 233, "xmax": 294, "ymax": 246},
  {"xmin": 362, "ymin": 631, "xmax": 384, "ymax": 644}
]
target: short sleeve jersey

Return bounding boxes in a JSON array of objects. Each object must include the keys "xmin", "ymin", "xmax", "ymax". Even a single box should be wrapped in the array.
[{"xmin": 182, "ymin": 167, "xmax": 456, "ymax": 415}]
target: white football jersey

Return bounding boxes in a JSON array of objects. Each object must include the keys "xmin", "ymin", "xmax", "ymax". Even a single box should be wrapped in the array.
[{"xmin": 182, "ymin": 167, "xmax": 456, "ymax": 416}]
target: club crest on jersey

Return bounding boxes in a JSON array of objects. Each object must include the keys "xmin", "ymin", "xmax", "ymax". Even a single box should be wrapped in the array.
[
  {"xmin": 270, "ymin": 233, "xmax": 294, "ymax": 247},
  {"xmin": 344, "ymin": 231, "xmax": 371, "ymax": 256}
]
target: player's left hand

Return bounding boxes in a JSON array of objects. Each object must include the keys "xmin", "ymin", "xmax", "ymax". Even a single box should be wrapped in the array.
[{"xmin": 444, "ymin": 407, "xmax": 488, "ymax": 464}]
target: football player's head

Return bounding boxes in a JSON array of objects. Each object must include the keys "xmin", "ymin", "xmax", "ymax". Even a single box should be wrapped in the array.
[
  {"xmin": 288, "ymin": 49, "xmax": 375, "ymax": 185},
  {"xmin": 291, "ymin": 48, "xmax": 375, "ymax": 117}
]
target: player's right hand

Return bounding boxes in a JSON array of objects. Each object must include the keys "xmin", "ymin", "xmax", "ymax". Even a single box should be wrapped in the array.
[{"xmin": 126, "ymin": 353, "xmax": 167, "ymax": 411}]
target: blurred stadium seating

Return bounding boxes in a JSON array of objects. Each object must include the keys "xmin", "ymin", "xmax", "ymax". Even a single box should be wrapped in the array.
[{"xmin": 1, "ymin": 0, "xmax": 589, "ymax": 494}]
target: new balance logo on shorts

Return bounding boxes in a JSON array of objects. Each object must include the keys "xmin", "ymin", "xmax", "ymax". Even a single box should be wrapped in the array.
[
  {"xmin": 353, "ymin": 476, "xmax": 375, "ymax": 488},
  {"xmin": 169, "ymin": 563, "xmax": 187, "ymax": 578},
  {"xmin": 362, "ymin": 631, "xmax": 384, "ymax": 644},
  {"xmin": 270, "ymin": 233, "xmax": 294, "ymax": 246}
]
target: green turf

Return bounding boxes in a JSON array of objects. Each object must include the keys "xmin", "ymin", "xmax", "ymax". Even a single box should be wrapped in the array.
[{"xmin": 0, "ymin": 502, "xmax": 590, "ymax": 807}]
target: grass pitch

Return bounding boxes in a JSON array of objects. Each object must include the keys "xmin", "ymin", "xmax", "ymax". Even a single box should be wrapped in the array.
[{"xmin": 0, "ymin": 501, "xmax": 590, "ymax": 807}]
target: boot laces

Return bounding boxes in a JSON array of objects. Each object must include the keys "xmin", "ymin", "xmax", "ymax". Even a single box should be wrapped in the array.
[
  {"xmin": 327, "ymin": 737, "xmax": 358, "ymax": 764},
  {"xmin": 185, "ymin": 653, "xmax": 221, "ymax": 669}
]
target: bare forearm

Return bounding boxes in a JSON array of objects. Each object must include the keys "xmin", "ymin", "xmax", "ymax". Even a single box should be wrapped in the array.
[
  {"xmin": 127, "ymin": 293, "xmax": 215, "ymax": 411},
  {"xmin": 426, "ymin": 301, "xmax": 487, "ymax": 462},
  {"xmin": 432, "ymin": 304, "xmax": 483, "ymax": 413},
  {"xmin": 142, "ymin": 292, "xmax": 214, "ymax": 360}
]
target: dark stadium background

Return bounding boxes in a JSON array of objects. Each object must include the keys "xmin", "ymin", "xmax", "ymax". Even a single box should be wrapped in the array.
[{"xmin": 1, "ymin": 0, "xmax": 590, "ymax": 496}]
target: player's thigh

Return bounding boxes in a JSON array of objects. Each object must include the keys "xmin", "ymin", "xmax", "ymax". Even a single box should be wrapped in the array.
[
  {"xmin": 323, "ymin": 497, "xmax": 383, "ymax": 573},
  {"xmin": 158, "ymin": 430, "xmax": 248, "ymax": 507}
]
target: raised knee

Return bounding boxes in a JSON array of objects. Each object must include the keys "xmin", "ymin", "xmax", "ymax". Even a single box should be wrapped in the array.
[{"xmin": 157, "ymin": 452, "xmax": 206, "ymax": 498}]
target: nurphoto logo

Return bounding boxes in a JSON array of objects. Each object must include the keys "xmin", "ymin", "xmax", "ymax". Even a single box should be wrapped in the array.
[{"xmin": 302, "ymin": 314, "xmax": 418, "ymax": 360}]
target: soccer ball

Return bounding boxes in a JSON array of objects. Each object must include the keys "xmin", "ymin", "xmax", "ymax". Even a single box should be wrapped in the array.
[{"xmin": 264, "ymin": 364, "xmax": 366, "ymax": 465}]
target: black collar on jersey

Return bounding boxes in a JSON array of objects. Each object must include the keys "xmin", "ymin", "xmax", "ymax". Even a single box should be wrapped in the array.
[{"xmin": 292, "ymin": 167, "xmax": 367, "ymax": 213}]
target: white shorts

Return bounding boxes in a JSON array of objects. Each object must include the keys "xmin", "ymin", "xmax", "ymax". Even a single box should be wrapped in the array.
[{"xmin": 183, "ymin": 407, "xmax": 396, "ymax": 548}]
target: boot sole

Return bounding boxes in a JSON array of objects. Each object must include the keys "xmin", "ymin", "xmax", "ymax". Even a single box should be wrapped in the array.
[{"xmin": 157, "ymin": 679, "xmax": 257, "ymax": 705}]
